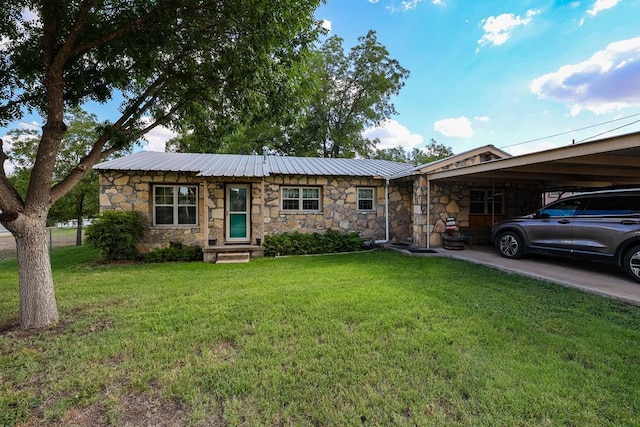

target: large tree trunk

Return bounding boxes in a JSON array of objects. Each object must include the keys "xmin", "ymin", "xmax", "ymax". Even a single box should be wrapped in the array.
[{"xmin": 12, "ymin": 213, "xmax": 59, "ymax": 330}]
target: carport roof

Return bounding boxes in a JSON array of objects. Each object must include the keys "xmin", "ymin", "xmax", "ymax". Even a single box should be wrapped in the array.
[{"xmin": 425, "ymin": 131, "xmax": 640, "ymax": 190}]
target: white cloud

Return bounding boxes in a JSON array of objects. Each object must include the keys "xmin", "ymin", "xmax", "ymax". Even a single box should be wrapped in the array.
[
  {"xmin": 505, "ymin": 140, "xmax": 561, "ymax": 156},
  {"xmin": 478, "ymin": 9, "xmax": 540, "ymax": 48},
  {"xmin": 474, "ymin": 115, "xmax": 490, "ymax": 122},
  {"xmin": 531, "ymin": 37, "xmax": 640, "ymax": 115},
  {"xmin": 1, "ymin": 122, "xmax": 41, "ymax": 174},
  {"xmin": 19, "ymin": 121, "xmax": 41, "ymax": 130},
  {"xmin": 580, "ymin": 0, "xmax": 619, "ymax": 25},
  {"xmin": 320, "ymin": 19, "xmax": 332, "ymax": 32},
  {"xmin": 587, "ymin": 0, "xmax": 620, "ymax": 16},
  {"xmin": 363, "ymin": 119, "xmax": 424, "ymax": 149},
  {"xmin": 434, "ymin": 116, "xmax": 481, "ymax": 138},
  {"xmin": 0, "ymin": 36, "xmax": 9, "ymax": 52},
  {"xmin": 0, "ymin": 133, "xmax": 16, "ymax": 175},
  {"xmin": 21, "ymin": 8, "xmax": 38, "ymax": 23},
  {"xmin": 140, "ymin": 125, "xmax": 177, "ymax": 152}
]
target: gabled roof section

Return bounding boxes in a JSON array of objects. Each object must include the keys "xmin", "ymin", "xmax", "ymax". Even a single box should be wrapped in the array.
[
  {"xmin": 414, "ymin": 145, "xmax": 511, "ymax": 174},
  {"xmin": 387, "ymin": 145, "xmax": 511, "ymax": 180},
  {"xmin": 94, "ymin": 151, "xmax": 416, "ymax": 179}
]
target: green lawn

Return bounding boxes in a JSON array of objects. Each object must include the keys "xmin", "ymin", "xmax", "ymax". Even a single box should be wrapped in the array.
[{"xmin": 1, "ymin": 247, "xmax": 640, "ymax": 426}]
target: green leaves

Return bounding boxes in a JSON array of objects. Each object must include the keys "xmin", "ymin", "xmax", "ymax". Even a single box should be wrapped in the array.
[
  {"xmin": 373, "ymin": 139, "xmax": 454, "ymax": 164},
  {"xmin": 85, "ymin": 210, "xmax": 147, "ymax": 261},
  {"xmin": 263, "ymin": 230, "xmax": 366, "ymax": 257},
  {"xmin": 289, "ymin": 30, "xmax": 410, "ymax": 158}
]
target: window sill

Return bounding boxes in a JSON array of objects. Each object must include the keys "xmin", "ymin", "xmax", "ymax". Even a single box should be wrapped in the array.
[
  {"xmin": 151, "ymin": 224, "xmax": 199, "ymax": 228},
  {"xmin": 279, "ymin": 210, "xmax": 323, "ymax": 214}
]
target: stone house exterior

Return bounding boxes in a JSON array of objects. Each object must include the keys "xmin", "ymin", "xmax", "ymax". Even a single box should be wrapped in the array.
[
  {"xmin": 94, "ymin": 145, "xmax": 541, "ymax": 259},
  {"xmin": 95, "ymin": 152, "xmax": 418, "ymax": 260}
]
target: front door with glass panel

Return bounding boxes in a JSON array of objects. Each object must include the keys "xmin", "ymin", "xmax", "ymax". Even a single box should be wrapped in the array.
[{"xmin": 226, "ymin": 185, "xmax": 250, "ymax": 243}]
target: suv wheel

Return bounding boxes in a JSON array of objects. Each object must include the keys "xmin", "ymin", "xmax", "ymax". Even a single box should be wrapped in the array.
[
  {"xmin": 497, "ymin": 231, "xmax": 524, "ymax": 259},
  {"xmin": 623, "ymin": 245, "xmax": 640, "ymax": 283}
]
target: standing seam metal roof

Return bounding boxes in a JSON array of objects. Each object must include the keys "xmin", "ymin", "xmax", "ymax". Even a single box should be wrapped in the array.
[{"xmin": 94, "ymin": 151, "xmax": 415, "ymax": 178}]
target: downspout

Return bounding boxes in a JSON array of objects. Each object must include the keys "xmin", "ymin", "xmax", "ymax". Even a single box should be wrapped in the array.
[
  {"xmin": 374, "ymin": 178, "xmax": 390, "ymax": 244},
  {"xmin": 203, "ymin": 178, "xmax": 210, "ymax": 246},
  {"xmin": 426, "ymin": 176, "xmax": 431, "ymax": 249}
]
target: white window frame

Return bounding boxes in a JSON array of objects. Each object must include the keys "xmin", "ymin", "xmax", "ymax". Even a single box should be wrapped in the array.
[
  {"xmin": 357, "ymin": 187, "xmax": 376, "ymax": 212},
  {"xmin": 281, "ymin": 186, "xmax": 321, "ymax": 212},
  {"xmin": 153, "ymin": 185, "xmax": 198, "ymax": 226}
]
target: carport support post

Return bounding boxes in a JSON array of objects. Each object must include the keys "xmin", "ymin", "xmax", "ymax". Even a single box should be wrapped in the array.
[{"xmin": 492, "ymin": 177, "xmax": 495, "ymax": 226}]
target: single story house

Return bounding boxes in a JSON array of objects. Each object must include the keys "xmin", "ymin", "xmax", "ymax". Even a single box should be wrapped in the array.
[{"xmin": 94, "ymin": 131, "xmax": 640, "ymax": 261}]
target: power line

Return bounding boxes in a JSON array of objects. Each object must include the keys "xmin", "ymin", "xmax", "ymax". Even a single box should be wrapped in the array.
[
  {"xmin": 499, "ymin": 112, "xmax": 640, "ymax": 149},
  {"xmin": 575, "ymin": 118, "xmax": 640, "ymax": 143}
]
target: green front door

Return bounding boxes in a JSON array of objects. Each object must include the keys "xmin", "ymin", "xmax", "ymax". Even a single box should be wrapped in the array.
[{"xmin": 226, "ymin": 185, "xmax": 250, "ymax": 243}]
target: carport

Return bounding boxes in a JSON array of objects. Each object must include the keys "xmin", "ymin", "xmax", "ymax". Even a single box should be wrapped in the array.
[
  {"xmin": 429, "ymin": 131, "xmax": 640, "ymax": 190},
  {"xmin": 423, "ymin": 131, "xmax": 640, "ymax": 247}
]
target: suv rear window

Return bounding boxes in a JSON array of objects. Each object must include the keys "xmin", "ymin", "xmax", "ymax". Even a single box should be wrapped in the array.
[{"xmin": 580, "ymin": 195, "xmax": 640, "ymax": 215}]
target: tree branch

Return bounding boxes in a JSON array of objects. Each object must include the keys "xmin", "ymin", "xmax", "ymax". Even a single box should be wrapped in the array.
[
  {"xmin": 0, "ymin": 139, "xmax": 25, "ymax": 218},
  {"xmin": 70, "ymin": 2, "xmax": 176, "ymax": 57}
]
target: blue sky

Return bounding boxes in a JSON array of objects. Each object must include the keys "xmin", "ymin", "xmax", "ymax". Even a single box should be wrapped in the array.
[
  {"xmin": 2, "ymin": 0, "xmax": 640, "ymax": 163},
  {"xmin": 318, "ymin": 0, "xmax": 640, "ymax": 155}
]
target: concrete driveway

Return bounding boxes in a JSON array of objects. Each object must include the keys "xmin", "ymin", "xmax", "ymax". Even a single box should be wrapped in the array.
[{"xmin": 392, "ymin": 244, "xmax": 640, "ymax": 307}]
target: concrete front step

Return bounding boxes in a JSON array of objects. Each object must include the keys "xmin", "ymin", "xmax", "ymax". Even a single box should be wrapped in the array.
[{"xmin": 215, "ymin": 252, "xmax": 251, "ymax": 264}]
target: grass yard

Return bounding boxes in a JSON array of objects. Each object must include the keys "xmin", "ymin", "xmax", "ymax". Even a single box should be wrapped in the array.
[{"xmin": 1, "ymin": 247, "xmax": 640, "ymax": 426}]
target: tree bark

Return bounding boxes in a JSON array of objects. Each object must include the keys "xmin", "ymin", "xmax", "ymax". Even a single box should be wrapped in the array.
[{"xmin": 11, "ymin": 214, "xmax": 59, "ymax": 329}]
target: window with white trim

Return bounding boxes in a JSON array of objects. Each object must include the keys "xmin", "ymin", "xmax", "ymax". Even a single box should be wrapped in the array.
[
  {"xmin": 470, "ymin": 189, "xmax": 503, "ymax": 215},
  {"xmin": 154, "ymin": 185, "xmax": 198, "ymax": 225},
  {"xmin": 357, "ymin": 187, "xmax": 375, "ymax": 211},
  {"xmin": 282, "ymin": 186, "xmax": 321, "ymax": 211}
]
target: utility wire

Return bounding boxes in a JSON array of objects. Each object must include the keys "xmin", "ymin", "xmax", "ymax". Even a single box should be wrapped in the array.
[
  {"xmin": 499, "ymin": 112, "xmax": 640, "ymax": 149},
  {"xmin": 574, "ymin": 118, "xmax": 640, "ymax": 143}
]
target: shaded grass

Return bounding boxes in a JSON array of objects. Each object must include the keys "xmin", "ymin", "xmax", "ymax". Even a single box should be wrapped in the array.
[
  {"xmin": 1, "ymin": 247, "xmax": 640, "ymax": 425},
  {"xmin": 0, "ymin": 227, "xmax": 80, "ymax": 261}
]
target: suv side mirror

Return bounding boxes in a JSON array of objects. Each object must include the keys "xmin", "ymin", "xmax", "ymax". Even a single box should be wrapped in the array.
[{"xmin": 532, "ymin": 211, "xmax": 549, "ymax": 219}]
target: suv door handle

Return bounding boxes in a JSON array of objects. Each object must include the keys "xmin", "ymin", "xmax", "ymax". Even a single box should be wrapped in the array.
[
  {"xmin": 558, "ymin": 219, "xmax": 571, "ymax": 224},
  {"xmin": 621, "ymin": 220, "xmax": 639, "ymax": 225}
]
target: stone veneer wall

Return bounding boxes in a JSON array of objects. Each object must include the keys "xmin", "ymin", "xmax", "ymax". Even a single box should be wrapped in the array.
[
  {"xmin": 99, "ymin": 171, "xmax": 413, "ymax": 252},
  {"xmin": 412, "ymin": 179, "xmax": 542, "ymax": 247},
  {"xmin": 262, "ymin": 175, "xmax": 411, "ymax": 242},
  {"xmin": 99, "ymin": 171, "xmax": 207, "ymax": 253}
]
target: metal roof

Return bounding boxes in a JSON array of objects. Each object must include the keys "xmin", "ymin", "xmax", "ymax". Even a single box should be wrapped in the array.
[{"xmin": 94, "ymin": 151, "xmax": 415, "ymax": 179}]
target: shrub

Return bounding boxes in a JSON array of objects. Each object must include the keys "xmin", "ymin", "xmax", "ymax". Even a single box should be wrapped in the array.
[
  {"xmin": 85, "ymin": 210, "xmax": 146, "ymax": 261},
  {"xmin": 144, "ymin": 244, "xmax": 203, "ymax": 263},
  {"xmin": 264, "ymin": 230, "xmax": 366, "ymax": 257}
]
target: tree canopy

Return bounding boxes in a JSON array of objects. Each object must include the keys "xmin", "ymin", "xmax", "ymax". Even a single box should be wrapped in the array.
[
  {"xmin": 168, "ymin": 29, "xmax": 410, "ymax": 158},
  {"xmin": 372, "ymin": 139, "xmax": 454, "ymax": 164},
  {"xmin": 0, "ymin": 0, "xmax": 323, "ymax": 329}
]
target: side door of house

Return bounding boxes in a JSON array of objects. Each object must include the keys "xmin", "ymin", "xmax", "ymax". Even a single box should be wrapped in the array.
[{"xmin": 226, "ymin": 184, "xmax": 250, "ymax": 243}]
